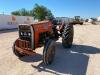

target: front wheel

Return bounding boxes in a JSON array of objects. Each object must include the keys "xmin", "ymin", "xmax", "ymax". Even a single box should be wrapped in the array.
[{"xmin": 43, "ymin": 39, "xmax": 56, "ymax": 65}]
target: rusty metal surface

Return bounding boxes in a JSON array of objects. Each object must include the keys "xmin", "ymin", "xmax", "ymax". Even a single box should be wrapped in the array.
[
  {"xmin": 15, "ymin": 39, "xmax": 36, "ymax": 56},
  {"xmin": 15, "ymin": 46, "xmax": 36, "ymax": 56}
]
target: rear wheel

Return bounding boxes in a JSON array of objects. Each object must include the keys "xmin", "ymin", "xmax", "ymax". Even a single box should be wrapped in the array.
[
  {"xmin": 13, "ymin": 41, "xmax": 24, "ymax": 57},
  {"xmin": 62, "ymin": 24, "xmax": 74, "ymax": 48},
  {"xmin": 43, "ymin": 39, "xmax": 56, "ymax": 65}
]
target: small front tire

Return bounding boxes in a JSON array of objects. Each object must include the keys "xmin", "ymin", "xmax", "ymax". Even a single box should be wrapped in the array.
[{"xmin": 43, "ymin": 39, "xmax": 56, "ymax": 65}]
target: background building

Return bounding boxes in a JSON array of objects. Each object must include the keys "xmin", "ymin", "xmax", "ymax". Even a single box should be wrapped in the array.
[
  {"xmin": 97, "ymin": 16, "xmax": 100, "ymax": 22},
  {"xmin": 0, "ymin": 14, "xmax": 38, "ymax": 30}
]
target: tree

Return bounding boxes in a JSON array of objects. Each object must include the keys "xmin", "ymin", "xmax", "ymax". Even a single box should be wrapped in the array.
[
  {"xmin": 31, "ymin": 4, "xmax": 54, "ymax": 21},
  {"xmin": 11, "ymin": 11, "xmax": 21, "ymax": 16},
  {"xmin": 46, "ymin": 10, "xmax": 54, "ymax": 20},
  {"xmin": 11, "ymin": 8, "xmax": 30, "ymax": 16},
  {"xmin": 19, "ymin": 8, "xmax": 30, "ymax": 16}
]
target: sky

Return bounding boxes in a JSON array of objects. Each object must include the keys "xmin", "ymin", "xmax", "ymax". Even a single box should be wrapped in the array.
[{"xmin": 0, "ymin": 0, "xmax": 99, "ymax": 18}]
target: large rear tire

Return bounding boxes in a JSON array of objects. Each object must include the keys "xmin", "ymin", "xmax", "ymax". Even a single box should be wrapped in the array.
[
  {"xmin": 43, "ymin": 39, "xmax": 56, "ymax": 65},
  {"xmin": 13, "ymin": 41, "xmax": 24, "ymax": 57},
  {"xmin": 62, "ymin": 24, "xmax": 74, "ymax": 48}
]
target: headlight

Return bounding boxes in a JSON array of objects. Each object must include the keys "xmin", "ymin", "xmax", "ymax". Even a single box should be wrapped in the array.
[{"xmin": 28, "ymin": 33, "xmax": 31, "ymax": 36}]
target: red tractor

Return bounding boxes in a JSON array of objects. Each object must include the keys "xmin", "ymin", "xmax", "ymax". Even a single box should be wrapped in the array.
[{"xmin": 13, "ymin": 20, "xmax": 74, "ymax": 65}]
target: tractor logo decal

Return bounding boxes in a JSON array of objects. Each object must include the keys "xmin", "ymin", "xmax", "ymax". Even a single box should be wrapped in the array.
[
  {"xmin": 12, "ymin": 16, "xmax": 16, "ymax": 21},
  {"xmin": 27, "ymin": 17, "xmax": 30, "ymax": 21}
]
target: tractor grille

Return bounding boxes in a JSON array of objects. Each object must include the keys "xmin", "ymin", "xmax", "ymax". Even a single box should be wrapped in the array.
[
  {"xmin": 19, "ymin": 25, "xmax": 31, "ymax": 41},
  {"xmin": 17, "ymin": 39, "xmax": 31, "ymax": 49}
]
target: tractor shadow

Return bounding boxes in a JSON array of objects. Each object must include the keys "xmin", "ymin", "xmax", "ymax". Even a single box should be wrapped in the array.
[
  {"xmin": 31, "ymin": 42, "xmax": 100, "ymax": 75},
  {"xmin": 19, "ymin": 53, "xmax": 42, "ymax": 62}
]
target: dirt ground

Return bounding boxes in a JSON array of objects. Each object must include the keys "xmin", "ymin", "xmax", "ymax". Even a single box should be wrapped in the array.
[{"xmin": 0, "ymin": 24, "xmax": 100, "ymax": 75}]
